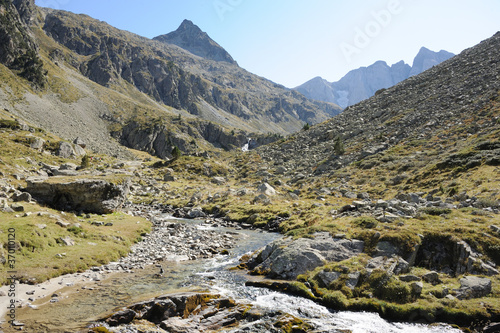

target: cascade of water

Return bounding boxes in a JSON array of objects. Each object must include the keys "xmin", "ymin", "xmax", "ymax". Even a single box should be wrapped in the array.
[{"xmin": 242, "ymin": 138, "xmax": 251, "ymax": 152}]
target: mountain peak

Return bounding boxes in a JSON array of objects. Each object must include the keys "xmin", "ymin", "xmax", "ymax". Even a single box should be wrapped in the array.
[
  {"xmin": 410, "ymin": 47, "xmax": 454, "ymax": 76},
  {"xmin": 177, "ymin": 19, "xmax": 198, "ymax": 31},
  {"xmin": 153, "ymin": 20, "xmax": 237, "ymax": 65}
]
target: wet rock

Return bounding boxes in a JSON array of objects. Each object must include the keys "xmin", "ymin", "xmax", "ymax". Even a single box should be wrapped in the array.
[
  {"xmin": 317, "ymin": 270, "xmax": 341, "ymax": 287},
  {"xmin": 187, "ymin": 207, "xmax": 206, "ymax": 219},
  {"xmin": 160, "ymin": 317, "xmax": 200, "ymax": 333}
]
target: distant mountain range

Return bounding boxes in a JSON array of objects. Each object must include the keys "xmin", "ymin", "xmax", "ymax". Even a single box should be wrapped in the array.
[
  {"xmin": 0, "ymin": 1, "xmax": 343, "ymax": 159},
  {"xmin": 295, "ymin": 47, "xmax": 455, "ymax": 108}
]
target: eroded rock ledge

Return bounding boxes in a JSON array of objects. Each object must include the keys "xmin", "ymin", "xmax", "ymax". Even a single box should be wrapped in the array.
[{"xmin": 25, "ymin": 177, "xmax": 130, "ymax": 214}]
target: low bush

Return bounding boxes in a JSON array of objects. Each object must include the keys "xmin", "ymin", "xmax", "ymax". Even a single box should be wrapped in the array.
[{"xmin": 352, "ymin": 216, "xmax": 378, "ymax": 229}]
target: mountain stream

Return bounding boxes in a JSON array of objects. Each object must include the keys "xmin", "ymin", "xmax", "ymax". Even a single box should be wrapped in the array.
[{"xmin": 12, "ymin": 217, "xmax": 462, "ymax": 332}]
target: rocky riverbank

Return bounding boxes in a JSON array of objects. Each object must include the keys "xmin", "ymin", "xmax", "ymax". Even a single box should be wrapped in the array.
[
  {"xmin": 101, "ymin": 205, "xmax": 241, "ymax": 271},
  {"xmin": 0, "ymin": 201, "xmax": 244, "ymax": 331},
  {"xmin": 92, "ymin": 292, "xmax": 313, "ymax": 333}
]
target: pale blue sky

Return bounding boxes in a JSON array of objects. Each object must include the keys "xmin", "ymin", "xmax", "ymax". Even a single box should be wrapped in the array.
[{"xmin": 35, "ymin": 0, "xmax": 499, "ymax": 88}]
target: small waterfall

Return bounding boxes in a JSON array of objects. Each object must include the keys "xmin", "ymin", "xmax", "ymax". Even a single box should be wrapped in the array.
[{"xmin": 242, "ymin": 138, "xmax": 252, "ymax": 152}]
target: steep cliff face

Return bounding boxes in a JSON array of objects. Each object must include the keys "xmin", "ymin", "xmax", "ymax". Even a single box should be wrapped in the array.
[
  {"xmin": 113, "ymin": 117, "xmax": 279, "ymax": 159},
  {"xmin": 153, "ymin": 19, "xmax": 236, "ymax": 65},
  {"xmin": 41, "ymin": 10, "xmax": 341, "ymax": 134},
  {"xmin": 0, "ymin": 0, "xmax": 45, "ymax": 87}
]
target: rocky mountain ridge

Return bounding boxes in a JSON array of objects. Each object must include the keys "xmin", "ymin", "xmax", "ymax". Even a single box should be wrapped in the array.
[
  {"xmin": 0, "ymin": 2, "xmax": 343, "ymax": 161},
  {"xmin": 40, "ymin": 9, "xmax": 341, "ymax": 134},
  {"xmin": 259, "ymin": 32, "xmax": 499, "ymax": 180},
  {"xmin": 296, "ymin": 47, "xmax": 454, "ymax": 108}
]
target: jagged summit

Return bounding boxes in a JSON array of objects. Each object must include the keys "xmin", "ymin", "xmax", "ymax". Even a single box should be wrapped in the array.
[
  {"xmin": 295, "ymin": 47, "xmax": 454, "ymax": 108},
  {"xmin": 409, "ymin": 46, "xmax": 455, "ymax": 76},
  {"xmin": 153, "ymin": 19, "xmax": 237, "ymax": 64}
]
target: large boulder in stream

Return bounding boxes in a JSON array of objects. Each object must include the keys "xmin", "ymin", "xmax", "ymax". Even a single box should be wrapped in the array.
[
  {"xmin": 248, "ymin": 232, "xmax": 364, "ymax": 279},
  {"xmin": 25, "ymin": 177, "xmax": 130, "ymax": 214}
]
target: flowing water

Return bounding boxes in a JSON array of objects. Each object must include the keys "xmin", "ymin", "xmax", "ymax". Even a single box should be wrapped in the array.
[{"xmin": 13, "ymin": 217, "xmax": 462, "ymax": 332}]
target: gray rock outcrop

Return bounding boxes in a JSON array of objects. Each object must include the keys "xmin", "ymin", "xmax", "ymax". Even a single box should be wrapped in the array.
[
  {"xmin": 248, "ymin": 232, "xmax": 364, "ymax": 280},
  {"xmin": 25, "ymin": 178, "xmax": 130, "ymax": 214},
  {"xmin": 455, "ymin": 276, "xmax": 492, "ymax": 299},
  {"xmin": 0, "ymin": 0, "xmax": 46, "ymax": 87}
]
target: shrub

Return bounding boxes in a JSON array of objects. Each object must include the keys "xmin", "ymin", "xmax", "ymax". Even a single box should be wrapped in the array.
[
  {"xmin": 171, "ymin": 145, "xmax": 182, "ymax": 160},
  {"xmin": 353, "ymin": 216, "xmax": 378, "ymax": 229},
  {"xmin": 67, "ymin": 226, "xmax": 83, "ymax": 235},
  {"xmin": 378, "ymin": 278, "xmax": 412, "ymax": 304},
  {"xmin": 80, "ymin": 155, "xmax": 90, "ymax": 169},
  {"xmin": 323, "ymin": 290, "xmax": 348, "ymax": 310},
  {"xmin": 420, "ymin": 207, "xmax": 452, "ymax": 216},
  {"xmin": 475, "ymin": 198, "xmax": 499, "ymax": 208},
  {"xmin": 302, "ymin": 123, "xmax": 310, "ymax": 131},
  {"xmin": 334, "ymin": 136, "xmax": 345, "ymax": 155},
  {"xmin": 0, "ymin": 119, "xmax": 20, "ymax": 129}
]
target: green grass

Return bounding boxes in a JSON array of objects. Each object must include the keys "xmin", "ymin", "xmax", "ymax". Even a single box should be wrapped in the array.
[{"xmin": 0, "ymin": 205, "xmax": 150, "ymax": 284}]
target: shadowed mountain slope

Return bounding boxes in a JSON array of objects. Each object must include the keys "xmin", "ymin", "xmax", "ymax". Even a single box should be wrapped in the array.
[{"xmin": 258, "ymin": 32, "xmax": 499, "ymax": 187}]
